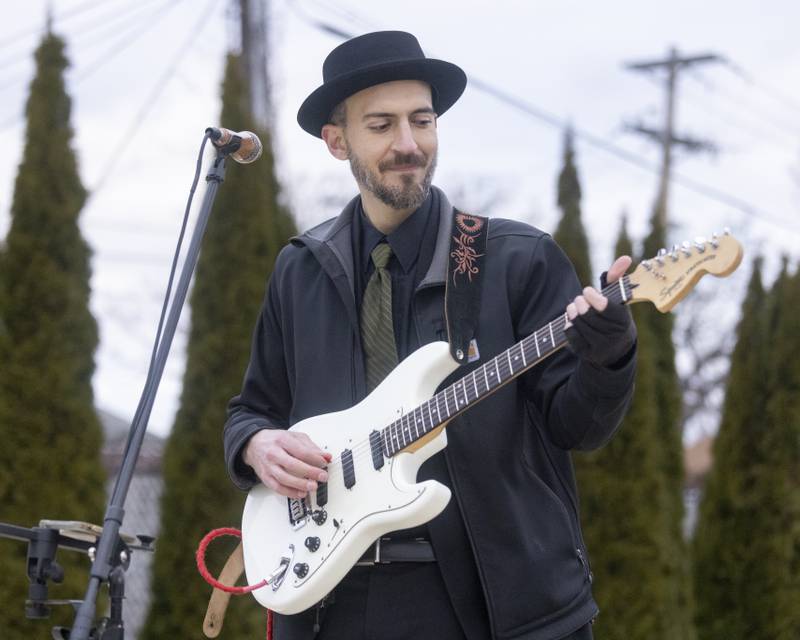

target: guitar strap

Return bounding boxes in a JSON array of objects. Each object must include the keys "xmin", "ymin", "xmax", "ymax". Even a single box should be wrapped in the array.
[{"xmin": 445, "ymin": 209, "xmax": 489, "ymax": 364}]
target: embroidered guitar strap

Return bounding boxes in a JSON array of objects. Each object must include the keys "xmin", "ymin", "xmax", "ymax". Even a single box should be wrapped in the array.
[{"xmin": 445, "ymin": 209, "xmax": 489, "ymax": 364}]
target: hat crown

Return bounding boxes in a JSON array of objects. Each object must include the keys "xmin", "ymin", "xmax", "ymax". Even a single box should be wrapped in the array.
[{"xmin": 322, "ymin": 31, "xmax": 426, "ymax": 83}]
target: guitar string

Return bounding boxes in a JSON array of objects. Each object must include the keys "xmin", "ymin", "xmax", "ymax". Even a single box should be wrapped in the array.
[{"xmin": 307, "ymin": 278, "xmax": 630, "ymax": 493}]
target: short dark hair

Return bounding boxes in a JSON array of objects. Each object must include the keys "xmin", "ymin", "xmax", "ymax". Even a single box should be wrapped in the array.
[{"xmin": 328, "ymin": 100, "xmax": 347, "ymax": 127}]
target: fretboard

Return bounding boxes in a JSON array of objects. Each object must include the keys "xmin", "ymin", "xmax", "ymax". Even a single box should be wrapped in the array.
[{"xmin": 381, "ymin": 275, "xmax": 634, "ymax": 457}]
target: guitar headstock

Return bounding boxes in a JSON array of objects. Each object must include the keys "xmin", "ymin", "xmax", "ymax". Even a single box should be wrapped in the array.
[{"xmin": 627, "ymin": 230, "xmax": 743, "ymax": 312}]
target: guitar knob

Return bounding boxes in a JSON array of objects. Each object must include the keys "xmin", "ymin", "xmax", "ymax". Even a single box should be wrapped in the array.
[
  {"xmin": 311, "ymin": 509, "xmax": 327, "ymax": 525},
  {"xmin": 293, "ymin": 563, "xmax": 309, "ymax": 578},
  {"xmin": 304, "ymin": 536, "xmax": 321, "ymax": 552}
]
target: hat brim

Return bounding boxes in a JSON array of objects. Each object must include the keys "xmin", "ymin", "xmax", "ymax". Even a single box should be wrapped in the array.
[{"xmin": 297, "ymin": 58, "xmax": 467, "ymax": 138}]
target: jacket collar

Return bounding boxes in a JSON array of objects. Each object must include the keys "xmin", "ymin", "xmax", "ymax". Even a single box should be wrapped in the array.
[{"xmin": 294, "ymin": 185, "xmax": 453, "ymax": 294}]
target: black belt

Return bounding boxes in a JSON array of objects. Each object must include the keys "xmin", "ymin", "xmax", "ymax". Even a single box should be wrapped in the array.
[{"xmin": 355, "ymin": 537, "xmax": 436, "ymax": 565}]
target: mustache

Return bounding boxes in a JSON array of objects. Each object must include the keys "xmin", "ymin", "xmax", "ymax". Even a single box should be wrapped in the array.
[{"xmin": 378, "ymin": 152, "xmax": 427, "ymax": 172}]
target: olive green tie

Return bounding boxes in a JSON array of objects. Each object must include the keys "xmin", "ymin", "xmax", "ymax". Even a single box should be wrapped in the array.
[{"xmin": 361, "ymin": 243, "xmax": 398, "ymax": 392}]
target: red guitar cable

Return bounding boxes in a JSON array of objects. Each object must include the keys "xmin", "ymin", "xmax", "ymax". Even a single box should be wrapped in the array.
[{"xmin": 196, "ymin": 527, "xmax": 273, "ymax": 639}]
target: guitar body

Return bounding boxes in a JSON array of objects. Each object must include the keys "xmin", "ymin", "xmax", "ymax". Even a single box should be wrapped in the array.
[{"xmin": 241, "ymin": 341, "xmax": 459, "ymax": 614}]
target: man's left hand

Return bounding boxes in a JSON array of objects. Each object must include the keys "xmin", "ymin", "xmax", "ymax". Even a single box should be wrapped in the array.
[{"xmin": 564, "ymin": 256, "xmax": 636, "ymax": 368}]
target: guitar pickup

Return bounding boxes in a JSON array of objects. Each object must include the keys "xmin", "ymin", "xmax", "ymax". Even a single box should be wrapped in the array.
[
  {"xmin": 369, "ymin": 430, "xmax": 384, "ymax": 470},
  {"xmin": 342, "ymin": 449, "xmax": 355, "ymax": 489}
]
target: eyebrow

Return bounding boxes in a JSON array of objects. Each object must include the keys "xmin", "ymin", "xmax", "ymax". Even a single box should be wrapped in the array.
[{"xmin": 362, "ymin": 107, "xmax": 437, "ymax": 120}]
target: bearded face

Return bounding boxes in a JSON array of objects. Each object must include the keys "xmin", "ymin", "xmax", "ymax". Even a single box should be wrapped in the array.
[{"xmin": 347, "ymin": 147, "xmax": 438, "ymax": 211}]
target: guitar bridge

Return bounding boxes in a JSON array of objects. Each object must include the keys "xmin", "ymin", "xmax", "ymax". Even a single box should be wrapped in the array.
[{"xmin": 287, "ymin": 496, "xmax": 311, "ymax": 530}]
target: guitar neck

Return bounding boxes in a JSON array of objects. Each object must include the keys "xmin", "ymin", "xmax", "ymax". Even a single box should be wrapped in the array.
[{"xmin": 381, "ymin": 275, "xmax": 635, "ymax": 457}]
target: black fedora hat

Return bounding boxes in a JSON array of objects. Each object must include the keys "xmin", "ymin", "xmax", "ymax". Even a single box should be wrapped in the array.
[{"xmin": 297, "ymin": 31, "xmax": 467, "ymax": 138}]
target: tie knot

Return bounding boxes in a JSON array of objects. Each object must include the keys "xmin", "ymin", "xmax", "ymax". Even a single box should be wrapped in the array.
[{"xmin": 371, "ymin": 243, "xmax": 392, "ymax": 270}]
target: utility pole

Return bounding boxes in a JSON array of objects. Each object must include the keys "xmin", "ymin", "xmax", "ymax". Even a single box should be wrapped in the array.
[
  {"xmin": 237, "ymin": 0, "xmax": 272, "ymax": 130},
  {"xmin": 624, "ymin": 47, "xmax": 722, "ymax": 225}
]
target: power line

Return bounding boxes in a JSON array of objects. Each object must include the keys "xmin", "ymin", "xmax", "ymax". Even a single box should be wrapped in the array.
[
  {"xmin": 678, "ymin": 74, "xmax": 795, "ymax": 150},
  {"xmin": 0, "ymin": 0, "xmax": 171, "ymax": 77},
  {"xmin": 75, "ymin": 0, "xmax": 185, "ymax": 84},
  {"xmin": 0, "ymin": 0, "xmax": 125, "ymax": 49},
  {"xmin": 286, "ymin": 2, "xmax": 799, "ymax": 235},
  {"xmin": 89, "ymin": 0, "xmax": 219, "ymax": 195},
  {"xmin": 0, "ymin": 0, "xmax": 186, "ymax": 133},
  {"xmin": 687, "ymin": 68, "xmax": 800, "ymax": 137},
  {"xmin": 723, "ymin": 59, "xmax": 800, "ymax": 114}
]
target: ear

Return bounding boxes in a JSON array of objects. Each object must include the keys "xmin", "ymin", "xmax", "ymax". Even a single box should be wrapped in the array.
[{"xmin": 321, "ymin": 124, "xmax": 349, "ymax": 161}]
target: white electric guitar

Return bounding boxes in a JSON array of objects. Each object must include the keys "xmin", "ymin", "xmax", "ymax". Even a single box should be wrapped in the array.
[{"xmin": 241, "ymin": 232, "xmax": 743, "ymax": 614}]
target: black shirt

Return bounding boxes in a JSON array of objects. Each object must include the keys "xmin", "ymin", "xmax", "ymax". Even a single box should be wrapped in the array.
[{"xmin": 351, "ymin": 189, "xmax": 440, "ymax": 361}]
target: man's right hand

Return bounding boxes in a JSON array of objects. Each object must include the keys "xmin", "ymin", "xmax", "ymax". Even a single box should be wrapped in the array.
[{"xmin": 243, "ymin": 430, "xmax": 331, "ymax": 499}]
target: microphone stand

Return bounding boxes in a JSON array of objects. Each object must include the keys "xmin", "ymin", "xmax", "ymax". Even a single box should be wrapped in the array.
[{"xmin": 64, "ymin": 136, "xmax": 236, "ymax": 640}]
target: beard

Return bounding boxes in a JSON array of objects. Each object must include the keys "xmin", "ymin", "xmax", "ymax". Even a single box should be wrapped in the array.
[{"xmin": 348, "ymin": 147, "xmax": 437, "ymax": 210}]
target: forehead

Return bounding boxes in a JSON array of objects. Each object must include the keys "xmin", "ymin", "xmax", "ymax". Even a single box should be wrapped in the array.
[{"xmin": 345, "ymin": 80, "xmax": 433, "ymax": 117}]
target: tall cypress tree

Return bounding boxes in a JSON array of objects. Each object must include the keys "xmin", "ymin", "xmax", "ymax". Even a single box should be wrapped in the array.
[
  {"xmin": 141, "ymin": 53, "xmax": 296, "ymax": 638},
  {"xmin": 694, "ymin": 261, "xmax": 800, "ymax": 639},
  {"xmin": 576, "ymin": 218, "xmax": 676, "ymax": 638},
  {"xmin": 758, "ymin": 264, "xmax": 800, "ymax": 639},
  {"xmin": 692, "ymin": 259, "xmax": 770, "ymax": 638},
  {"xmin": 0, "ymin": 30, "xmax": 105, "ymax": 637},
  {"xmin": 552, "ymin": 127, "xmax": 592, "ymax": 286},
  {"xmin": 639, "ymin": 209, "xmax": 696, "ymax": 639}
]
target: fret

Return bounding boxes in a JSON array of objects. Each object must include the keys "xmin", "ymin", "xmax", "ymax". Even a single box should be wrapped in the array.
[
  {"xmin": 434, "ymin": 395, "xmax": 442, "ymax": 422},
  {"xmin": 483, "ymin": 363, "xmax": 489, "ymax": 390},
  {"xmin": 548, "ymin": 321, "xmax": 555, "ymax": 347},
  {"xmin": 472, "ymin": 371, "xmax": 479, "ymax": 398},
  {"xmin": 619, "ymin": 278, "xmax": 627, "ymax": 302},
  {"xmin": 393, "ymin": 422, "xmax": 401, "ymax": 452},
  {"xmin": 506, "ymin": 349, "xmax": 513, "ymax": 375},
  {"xmin": 382, "ymin": 427, "xmax": 390, "ymax": 456},
  {"xmin": 443, "ymin": 388, "xmax": 452, "ymax": 416},
  {"xmin": 494, "ymin": 357, "xmax": 501, "ymax": 382},
  {"xmin": 461, "ymin": 379, "xmax": 468, "ymax": 404},
  {"xmin": 415, "ymin": 407, "xmax": 424, "ymax": 437},
  {"xmin": 521, "ymin": 342, "xmax": 527, "ymax": 367},
  {"xmin": 534, "ymin": 330, "xmax": 541, "ymax": 357},
  {"xmin": 425, "ymin": 401, "xmax": 434, "ymax": 430}
]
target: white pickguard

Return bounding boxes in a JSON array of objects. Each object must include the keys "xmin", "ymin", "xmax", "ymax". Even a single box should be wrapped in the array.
[{"xmin": 241, "ymin": 341, "xmax": 459, "ymax": 615}]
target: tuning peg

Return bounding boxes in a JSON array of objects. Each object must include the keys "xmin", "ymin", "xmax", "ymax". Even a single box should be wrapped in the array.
[
  {"xmin": 710, "ymin": 232, "xmax": 719, "ymax": 249},
  {"xmin": 656, "ymin": 248, "xmax": 667, "ymax": 265},
  {"xmin": 694, "ymin": 236, "xmax": 707, "ymax": 252},
  {"xmin": 681, "ymin": 241, "xmax": 692, "ymax": 256},
  {"xmin": 669, "ymin": 245, "xmax": 680, "ymax": 261},
  {"xmin": 641, "ymin": 260, "xmax": 653, "ymax": 271}
]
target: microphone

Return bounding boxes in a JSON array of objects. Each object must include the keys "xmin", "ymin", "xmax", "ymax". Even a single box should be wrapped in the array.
[{"xmin": 205, "ymin": 127, "xmax": 263, "ymax": 164}]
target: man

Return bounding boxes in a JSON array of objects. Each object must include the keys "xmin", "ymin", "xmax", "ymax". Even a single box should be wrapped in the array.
[{"xmin": 224, "ymin": 31, "xmax": 636, "ymax": 640}]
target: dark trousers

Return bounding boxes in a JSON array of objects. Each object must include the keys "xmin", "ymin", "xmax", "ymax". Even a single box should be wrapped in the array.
[{"xmin": 272, "ymin": 563, "xmax": 593, "ymax": 640}]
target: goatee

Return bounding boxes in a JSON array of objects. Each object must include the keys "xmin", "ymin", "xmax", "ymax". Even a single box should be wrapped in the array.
[{"xmin": 348, "ymin": 150, "xmax": 437, "ymax": 211}]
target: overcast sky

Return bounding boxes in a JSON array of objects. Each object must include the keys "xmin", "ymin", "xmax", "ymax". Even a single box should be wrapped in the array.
[{"xmin": 2, "ymin": 0, "xmax": 798, "ymax": 440}]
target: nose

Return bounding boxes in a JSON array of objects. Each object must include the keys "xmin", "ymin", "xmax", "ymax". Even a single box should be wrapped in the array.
[{"xmin": 391, "ymin": 121, "xmax": 419, "ymax": 155}]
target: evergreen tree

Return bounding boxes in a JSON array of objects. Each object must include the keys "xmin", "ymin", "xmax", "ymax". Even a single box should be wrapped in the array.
[
  {"xmin": 638, "ymin": 209, "xmax": 696, "ymax": 639},
  {"xmin": 693, "ymin": 259, "xmax": 769, "ymax": 637},
  {"xmin": 141, "ymin": 53, "xmax": 296, "ymax": 638},
  {"xmin": 694, "ymin": 261, "xmax": 800, "ymax": 639},
  {"xmin": 0, "ymin": 30, "xmax": 105, "ymax": 637},
  {"xmin": 576, "ymin": 218, "xmax": 677, "ymax": 638},
  {"xmin": 552, "ymin": 128, "xmax": 592, "ymax": 286}
]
